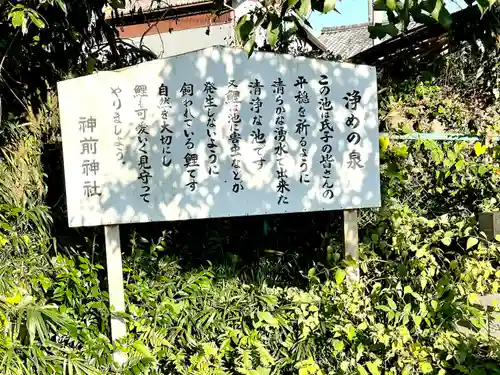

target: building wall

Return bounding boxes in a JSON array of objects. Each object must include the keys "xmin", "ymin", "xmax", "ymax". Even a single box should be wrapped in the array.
[
  {"xmin": 233, "ymin": 0, "xmax": 258, "ymax": 20},
  {"xmin": 118, "ymin": 11, "xmax": 234, "ymax": 58},
  {"xmin": 116, "ymin": 0, "xmax": 284, "ymax": 58},
  {"xmin": 123, "ymin": 23, "xmax": 233, "ymax": 58}
]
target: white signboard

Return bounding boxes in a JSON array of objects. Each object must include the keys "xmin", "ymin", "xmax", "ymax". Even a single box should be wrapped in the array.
[{"xmin": 57, "ymin": 46, "xmax": 380, "ymax": 227}]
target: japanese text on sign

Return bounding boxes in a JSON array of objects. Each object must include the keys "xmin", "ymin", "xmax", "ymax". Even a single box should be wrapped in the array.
[{"xmin": 57, "ymin": 46, "xmax": 380, "ymax": 227}]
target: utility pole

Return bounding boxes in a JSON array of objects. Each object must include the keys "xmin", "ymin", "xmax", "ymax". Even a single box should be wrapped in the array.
[
  {"xmin": 368, "ymin": 0, "xmax": 374, "ymax": 26},
  {"xmin": 368, "ymin": 0, "xmax": 375, "ymax": 46}
]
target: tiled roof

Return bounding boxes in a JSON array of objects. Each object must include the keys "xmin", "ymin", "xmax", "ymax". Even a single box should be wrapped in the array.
[
  {"xmin": 119, "ymin": 0, "xmax": 212, "ymax": 15},
  {"xmin": 318, "ymin": 21, "xmax": 419, "ymax": 59},
  {"xmin": 318, "ymin": 23, "xmax": 373, "ymax": 59}
]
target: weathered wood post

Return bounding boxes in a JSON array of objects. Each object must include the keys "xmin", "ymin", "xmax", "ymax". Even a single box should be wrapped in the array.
[
  {"xmin": 104, "ymin": 225, "xmax": 127, "ymax": 364},
  {"xmin": 343, "ymin": 209, "xmax": 359, "ymax": 281}
]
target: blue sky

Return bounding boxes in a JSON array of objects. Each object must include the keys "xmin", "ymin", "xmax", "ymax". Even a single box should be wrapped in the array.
[
  {"xmin": 307, "ymin": 0, "xmax": 466, "ymax": 32},
  {"xmin": 308, "ymin": 0, "xmax": 370, "ymax": 31}
]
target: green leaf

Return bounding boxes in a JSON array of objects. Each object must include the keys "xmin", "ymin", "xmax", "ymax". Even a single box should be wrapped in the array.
[
  {"xmin": 22, "ymin": 234, "xmax": 30, "ymax": 245},
  {"xmin": 346, "ymin": 325, "xmax": 356, "ymax": 340},
  {"xmin": 466, "ymin": 237, "xmax": 478, "ymax": 249},
  {"xmin": 441, "ymin": 236, "xmax": 451, "ymax": 246},
  {"xmin": 495, "ymin": 234, "xmax": 500, "ymax": 242},
  {"xmin": 5, "ymin": 291, "xmax": 22, "ymax": 305},
  {"xmin": 297, "ymin": 0, "xmax": 311, "ymax": 18},
  {"xmin": 468, "ymin": 293, "xmax": 478, "ymax": 304},
  {"xmin": 56, "ymin": 0, "xmax": 68, "ymax": 13},
  {"xmin": 375, "ymin": 305, "xmax": 391, "ymax": 312},
  {"xmin": 430, "ymin": 0, "xmax": 451, "ymax": 28},
  {"xmin": 430, "ymin": 300, "xmax": 438, "ymax": 310},
  {"xmin": 358, "ymin": 365, "xmax": 369, "ymax": 375},
  {"xmin": 236, "ymin": 15, "xmax": 254, "ymax": 45},
  {"xmin": 415, "ymin": 246, "xmax": 427, "ymax": 258},
  {"xmin": 386, "ymin": 0, "xmax": 397, "ymax": 10},
  {"xmin": 323, "ymin": 0, "xmax": 337, "ymax": 13},
  {"xmin": 86, "ymin": 56, "xmax": 96, "ymax": 74},
  {"xmin": 133, "ymin": 341, "xmax": 153, "ymax": 359},
  {"xmin": 412, "ymin": 314, "xmax": 422, "ymax": 327},
  {"xmin": 202, "ymin": 342, "xmax": 218, "ymax": 357},
  {"xmin": 420, "ymin": 361, "xmax": 433, "ymax": 374},
  {"xmin": 335, "ymin": 269, "xmax": 346, "ymax": 285},
  {"xmin": 266, "ymin": 13, "xmax": 281, "ymax": 48},
  {"xmin": 255, "ymin": 344, "xmax": 274, "ymax": 366},
  {"xmin": 368, "ymin": 23, "xmax": 399, "ymax": 39},
  {"xmin": 366, "ymin": 361, "xmax": 381, "ymax": 375},
  {"xmin": 387, "ymin": 297, "xmax": 397, "ymax": 310},
  {"xmin": 403, "ymin": 303, "xmax": 412, "ymax": 315},
  {"xmin": 478, "ymin": 165, "xmax": 488, "ymax": 175},
  {"xmin": 476, "ymin": 0, "xmax": 491, "ymax": 13},
  {"xmin": 257, "ymin": 311, "xmax": 279, "ymax": 326},
  {"xmin": 455, "ymin": 159, "xmax": 466, "ymax": 171},
  {"xmin": 288, "ymin": 0, "xmax": 299, "ymax": 8},
  {"xmin": 39, "ymin": 276, "xmax": 52, "ymax": 292},
  {"xmin": 28, "ymin": 11, "xmax": 45, "ymax": 28},
  {"xmin": 255, "ymin": 367, "xmax": 271, "ymax": 375},
  {"xmin": 10, "ymin": 10, "xmax": 24, "ymax": 28},
  {"xmin": 332, "ymin": 339, "xmax": 345, "ymax": 353},
  {"xmin": 380, "ymin": 136, "xmax": 390, "ymax": 152},
  {"xmin": 243, "ymin": 34, "xmax": 256, "ymax": 56},
  {"xmin": 401, "ymin": 0, "xmax": 410, "ymax": 28},
  {"xmin": 474, "ymin": 142, "xmax": 487, "ymax": 156},
  {"xmin": 0, "ymin": 234, "xmax": 7, "ymax": 247},
  {"xmin": 240, "ymin": 349, "xmax": 252, "ymax": 369}
]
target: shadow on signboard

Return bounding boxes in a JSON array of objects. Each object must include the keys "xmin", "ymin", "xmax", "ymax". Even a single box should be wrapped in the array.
[{"xmin": 55, "ymin": 46, "xmax": 380, "ymax": 277}]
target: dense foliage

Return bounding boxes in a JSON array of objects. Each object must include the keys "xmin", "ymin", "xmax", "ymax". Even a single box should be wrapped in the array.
[
  {"xmin": 0, "ymin": 0, "xmax": 155, "ymax": 118},
  {"xmin": 1, "ymin": 63, "xmax": 500, "ymax": 373},
  {"xmin": 1, "ymin": 1, "xmax": 500, "ymax": 374}
]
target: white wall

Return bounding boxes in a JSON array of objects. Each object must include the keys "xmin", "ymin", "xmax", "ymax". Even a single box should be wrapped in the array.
[
  {"xmin": 233, "ymin": 0, "xmax": 258, "ymax": 20},
  {"xmin": 124, "ymin": 23, "xmax": 234, "ymax": 58}
]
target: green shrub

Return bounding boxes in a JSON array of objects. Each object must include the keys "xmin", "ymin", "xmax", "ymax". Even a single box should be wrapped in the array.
[{"xmin": 1, "ymin": 134, "xmax": 499, "ymax": 374}]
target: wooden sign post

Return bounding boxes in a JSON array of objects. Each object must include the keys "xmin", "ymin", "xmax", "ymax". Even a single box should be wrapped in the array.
[
  {"xmin": 104, "ymin": 225, "xmax": 127, "ymax": 364},
  {"xmin": 343, "ymin": 209, "xmax": 359, "ymax": 281}
]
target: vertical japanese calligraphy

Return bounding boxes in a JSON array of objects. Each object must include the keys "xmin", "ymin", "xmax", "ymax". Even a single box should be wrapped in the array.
[
  {"xmin": 79, "ymin": 116, "xmax": 101, "ymax": 198},
  {"xmin": 249, "ymin": 78, "xmax": 266, "ymax": 170},
  {"xmin": 158, "ymin": 83, "xmax": 173, "ymax": 168},
  {"xmin": 318, "ymin": 75, "xmax": 334, "ymax": 200},
  {"xmin": 343, "ymin": 90, "xmax": 364, "ymax": 170},
  {"xmin": 134, "ymin": 84, "xmax": 152, "ymax": 203},
  {"xmin": 204, "ymin": 81, "xmax": 219, "ymax": 176},
  {"xmin": 227, "ymin": 80, "xmax": 243, "ymax": 193},
  {"xmin": 58, "ymin": 47, "xmax": 380, "ymax": 227},
  {"xmin": 181, "ymin": 82, "xmax": 198, "ymax": 192},
  {"xmin": 111, "ymin": 87, "xmax": 124, "ymax": 164},
  {"xmin": 272, "ymin": 78, "xmax": 289, "ymax": 205},
  {"xmin": 294, "ymin": 76, "xmax": 310, "ymax": 184}
]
